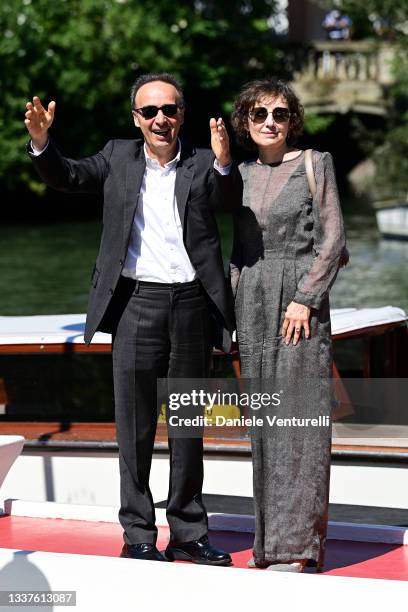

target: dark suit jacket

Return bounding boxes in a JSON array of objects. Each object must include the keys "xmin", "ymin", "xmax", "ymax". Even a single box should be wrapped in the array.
[{"xmin": 28, "ymin": 138, "xmax": 241, "ymax": 349}]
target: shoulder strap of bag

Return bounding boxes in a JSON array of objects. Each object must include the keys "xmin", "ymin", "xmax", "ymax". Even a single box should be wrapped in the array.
[
  {"xmin": 305, "ymin": 149, "xmax": 350, "ymax": 268},
  {"xmin": 304, "ymin": 148, "xmax": 316, "ymax": 197}
]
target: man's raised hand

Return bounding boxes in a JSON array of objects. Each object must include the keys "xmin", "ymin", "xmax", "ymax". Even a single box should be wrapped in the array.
[
  {"xmin": 25, "ymin": 96, "xmax": 56, "ymax": 150},
  {"xmin": 210, "ymin": 117, "xmax": 231, "ymax": 168}
]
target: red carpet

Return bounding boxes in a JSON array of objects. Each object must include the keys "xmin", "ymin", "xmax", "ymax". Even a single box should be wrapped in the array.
[{"xmin": 0, "ymin": 515, "xmax": 407, "ymax": 581}]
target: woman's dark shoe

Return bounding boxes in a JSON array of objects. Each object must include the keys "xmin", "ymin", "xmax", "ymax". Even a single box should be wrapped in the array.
[
  {"xmin": 120, "ymin": 543, "xmax": 169, "ymax": 561},
  {"xmin": 165, "ymin": 535, "xmax": 232, "ymax": 566}
]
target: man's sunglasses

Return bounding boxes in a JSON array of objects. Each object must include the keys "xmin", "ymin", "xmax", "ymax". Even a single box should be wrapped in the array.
[
  {"xmin": 249, "ymin": 107, "xmax": 291, "ymax": 124},
  {"xmin": 132, "ymin": 104, "xmax": 183, "ymax": 119}
]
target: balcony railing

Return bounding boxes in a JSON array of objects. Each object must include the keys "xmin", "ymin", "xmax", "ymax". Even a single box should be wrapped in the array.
[
  {"xmin": 292, "ymin": 40, "xmax": 395, "ymax": 115},
  {"xmin": 301, "ymin": 40, "xmax": 394, "ymax": 85}
]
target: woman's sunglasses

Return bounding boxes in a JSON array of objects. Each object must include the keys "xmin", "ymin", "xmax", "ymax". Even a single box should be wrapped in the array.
[
  {"xmin": 133, "ymin": 104, "xmax": 183, "ymax": 119},
  {"xmin": 249, "ymin": 107, "xmax": 291, "ymax": 124}
]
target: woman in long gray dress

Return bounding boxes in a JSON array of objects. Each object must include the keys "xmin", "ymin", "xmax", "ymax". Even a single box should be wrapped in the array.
[{"xmin": 230, "ymin": 78, "xmax": 346, "ymax": 572}]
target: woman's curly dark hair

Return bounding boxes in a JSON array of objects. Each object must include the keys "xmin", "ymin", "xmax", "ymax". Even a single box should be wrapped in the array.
[{"xmin": 231, "ymin": 78, "xmax": 304, "ymax": 150}]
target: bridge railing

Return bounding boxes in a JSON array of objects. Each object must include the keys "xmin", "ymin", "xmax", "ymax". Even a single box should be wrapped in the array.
[
  {"xmin": 301, "ymin": 40, "xmax": 394, "ymax": 85},
  {"xmin": 292, "ymin": 40, "xmax": 395, "ymax": 114}
]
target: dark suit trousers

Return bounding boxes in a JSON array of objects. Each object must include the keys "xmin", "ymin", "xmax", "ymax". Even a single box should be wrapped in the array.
[{"xmin": 111, "ymin": 276, "xmax": 212, "ymax": 545}]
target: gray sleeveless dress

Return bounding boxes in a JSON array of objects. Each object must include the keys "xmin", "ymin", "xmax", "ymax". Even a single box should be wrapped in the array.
[{"xmin": 230, "ymin": 150, "xmax": 345, "ymax": 567}]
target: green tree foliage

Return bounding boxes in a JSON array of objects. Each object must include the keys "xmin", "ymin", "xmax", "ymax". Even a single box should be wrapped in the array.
[
  {"xmin": 0, "ymin": 0, "xmax": 281, "ymax": 194},
  {"xmin": 303, "ymin": 113, "xmax": 335, "ymax": 135}
]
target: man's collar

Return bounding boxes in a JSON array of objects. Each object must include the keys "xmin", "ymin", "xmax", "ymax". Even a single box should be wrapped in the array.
[{"xmin": 143, "ymin": 139, "xmax": 181, "ymax": 170}]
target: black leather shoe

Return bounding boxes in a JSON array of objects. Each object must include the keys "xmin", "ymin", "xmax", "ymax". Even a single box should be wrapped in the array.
[
  {"xmin": 165, "ymin": 535, "xmax": 232, "ymax": 566},
  {"xmin": 120, "ymin": 543, "xmax": 169, "ymax": 561}
]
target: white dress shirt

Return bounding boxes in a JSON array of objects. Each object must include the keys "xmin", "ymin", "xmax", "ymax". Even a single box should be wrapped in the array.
[{"xmin": 122, "ymin": 144, "xmax": 195, "ymax": 283}]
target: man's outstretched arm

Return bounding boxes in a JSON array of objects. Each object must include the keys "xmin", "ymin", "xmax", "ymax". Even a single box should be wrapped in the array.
[{"xmin": 25, "ymin": 96, "xmax": 111, "ymax": 194}]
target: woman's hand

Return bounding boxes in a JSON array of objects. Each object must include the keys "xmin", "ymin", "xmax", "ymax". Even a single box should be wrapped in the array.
[
  {"xmin": 281, "ymin": 301, "xmax": 311, "ymax": 345},
  {"xmin": 209, "ymin": 117, "xmax": 231, "ymax": 168},
  {"xmin": 25, "ymin": 96, "xmax": 56, "ymax": 150}
]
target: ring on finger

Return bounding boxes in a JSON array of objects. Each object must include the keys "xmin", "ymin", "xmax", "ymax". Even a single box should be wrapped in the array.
[{"xmin": 295, "ymin": 328, "xmax": 301, "ymax": 332}]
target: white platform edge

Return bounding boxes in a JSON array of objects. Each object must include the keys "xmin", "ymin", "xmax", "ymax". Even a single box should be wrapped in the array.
[
  {"xmin": 1, "ymin": 547, "xmax": 407, "ymax": 612},
  {"xmin": 0, "ymin": 436, "xmax": 25, "ymax": 490},
  {"xmin": 3, "ymin": 499, "xmax": 408, "ymax": 546}
]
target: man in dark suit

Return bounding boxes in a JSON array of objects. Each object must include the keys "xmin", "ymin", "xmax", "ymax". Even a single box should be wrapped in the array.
[{"xmin": 25, "ymin": 73, "xmax": 239, "ymax": 565}]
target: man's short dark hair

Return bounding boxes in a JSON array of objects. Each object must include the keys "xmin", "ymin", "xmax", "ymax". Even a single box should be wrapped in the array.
[{"xmin": 130, "ymin": 73, "xmax": 185, "ymax": 109}]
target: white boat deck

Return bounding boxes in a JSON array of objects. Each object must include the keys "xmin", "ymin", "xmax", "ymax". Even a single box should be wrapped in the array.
[{"xmin": 0, "ymin": 306, "xmax": 406, "ymax": 345}]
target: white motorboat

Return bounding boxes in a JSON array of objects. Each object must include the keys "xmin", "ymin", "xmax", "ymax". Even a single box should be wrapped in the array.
[
  {"xmin": 0, "ymin": 311, "xmax": 407, "ymax": 609},
  {"xmin": 375, "ymin": 202, "xmax": 408, "ymax": 239}
]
